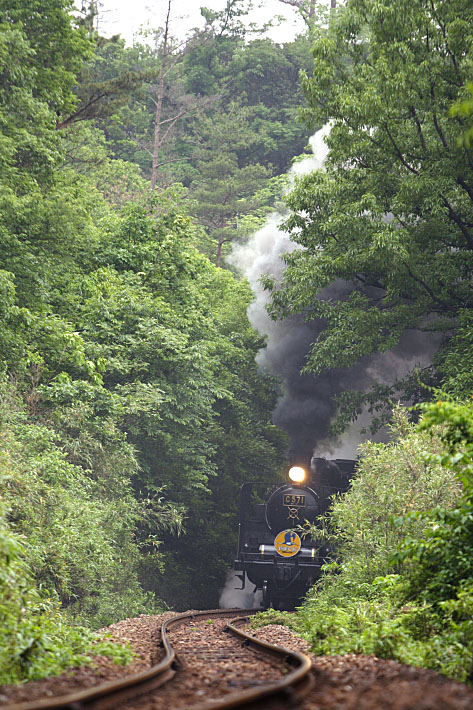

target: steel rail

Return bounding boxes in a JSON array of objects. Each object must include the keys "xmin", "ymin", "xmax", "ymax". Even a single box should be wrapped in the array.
[
  {"xmin": 1, "ymin": 608, "xmax": 313, "ymax": 710},
  {"xmin": 184, "ymin": 613, "xmax": 313, "ymax": 710}
]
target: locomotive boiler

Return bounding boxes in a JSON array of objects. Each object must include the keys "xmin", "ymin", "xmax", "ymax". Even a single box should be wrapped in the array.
[{"xmin": 234, "ymin": 457, "xmax": 356, "ymax": 610}]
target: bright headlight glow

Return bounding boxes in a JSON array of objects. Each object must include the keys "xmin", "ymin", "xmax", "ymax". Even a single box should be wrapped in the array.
[{"xmin": 288, "ymin": 466, "xmax": 306, "ymax": 483}]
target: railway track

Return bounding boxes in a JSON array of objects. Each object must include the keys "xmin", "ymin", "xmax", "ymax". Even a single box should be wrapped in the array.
[{"xmin": 2, "ymin": 609, "xmax": 313, "ymax": 710}]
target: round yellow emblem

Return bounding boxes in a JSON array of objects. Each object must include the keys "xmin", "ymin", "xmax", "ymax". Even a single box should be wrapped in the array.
[{"xmin": 274, "ymin": 529, "xmax": 301, "ymax": 557}]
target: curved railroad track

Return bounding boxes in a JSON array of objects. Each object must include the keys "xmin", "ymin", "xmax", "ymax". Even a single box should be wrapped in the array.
[{"xmin": 2, "ymin": 609, "xmax": 313, "ymax": 710}]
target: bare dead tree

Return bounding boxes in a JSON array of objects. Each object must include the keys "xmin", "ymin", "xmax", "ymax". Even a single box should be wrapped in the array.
[
  {"xmin": 277, "ymin": 0, "xmax": 316, "ymax": 26},
  {"xmin": 150, "ymin": 1, "xmax": 216, "ymax": 189},
  {"xmin": 277, "ymin": 0, "xmax": 336, "ymax": 26},
  {"xmin": 151, "ymin": 0, "xmax": 171, "ymax": 190}
]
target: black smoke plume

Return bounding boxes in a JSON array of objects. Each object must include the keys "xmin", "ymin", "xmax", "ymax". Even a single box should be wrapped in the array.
[{"xmin": 229, "ymin": 126, "xmax": 437, "ymax": 465}]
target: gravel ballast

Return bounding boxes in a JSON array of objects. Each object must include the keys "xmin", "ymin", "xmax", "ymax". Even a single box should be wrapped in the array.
[{"xmin": 1, "ymin": 613, "xmax": 473, "ymax": 709}]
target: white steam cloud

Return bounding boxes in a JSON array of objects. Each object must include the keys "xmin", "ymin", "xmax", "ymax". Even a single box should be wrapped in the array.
[
  {"xmin": 219, "ymin": 571, "xmax": 263, "ymax": 610},
  {"xmin": 229, "ymin": 124, "xmax": 440, "ymax": 462}
]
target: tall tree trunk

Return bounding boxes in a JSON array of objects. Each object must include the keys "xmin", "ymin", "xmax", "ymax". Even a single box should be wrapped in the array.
[
  {"xmin": 278, "ymin": 0, "xmax": 316, "ymax": 25},
  {"xmin": 151, "ymin": 0, "xmax": 171, "ymax": 190}
]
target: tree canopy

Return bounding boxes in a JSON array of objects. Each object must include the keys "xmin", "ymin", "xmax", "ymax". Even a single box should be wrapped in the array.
[
  {"xmin": 0, "ymin": 0, "xmax": 296, "ymax": 678},
  {"xmin": 264, "ymin": 0, "xmax": 473, "ymax": 421}
]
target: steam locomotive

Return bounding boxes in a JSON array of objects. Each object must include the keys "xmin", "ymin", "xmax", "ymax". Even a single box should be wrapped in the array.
[{"xmin": 234, "ymin": 457, "xmax": 356, "ymax": 610}]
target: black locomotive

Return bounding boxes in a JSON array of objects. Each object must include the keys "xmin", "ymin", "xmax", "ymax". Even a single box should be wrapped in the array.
[{"xmin": 234, "ymin": 457, "xmax": 356, "ymax": 610}]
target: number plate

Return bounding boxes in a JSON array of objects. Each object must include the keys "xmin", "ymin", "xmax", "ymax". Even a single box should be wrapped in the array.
[{"xmin": 283, "ymin": 494, "xmax": 306, "ymax": 507}]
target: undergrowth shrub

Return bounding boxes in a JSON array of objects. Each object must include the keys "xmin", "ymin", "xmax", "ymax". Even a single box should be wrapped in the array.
[
  {"xmin": 0, "ymin": 383, "xmax": 164, "ymax": 628},
  {"xmin": 0, "ymin": 379, "xmax": 171, "ymax": 682},
  {"xmin": 0, "ymin": 452, "xmax": 134, "ymax": 683},
  {"xmin": 255, "ymin": 406, "xmax": 473, "ymax": 682}
]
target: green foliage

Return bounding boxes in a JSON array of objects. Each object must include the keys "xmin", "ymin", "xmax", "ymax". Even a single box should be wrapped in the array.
[
  {"xmin": 0, "ymin": 381, "xmax": 167, "ymax": 629},
  {"xmin": 0, "ymin": 0, "xmax": 92, "ymax": 196},
  {"xmin": 440, "ymin": 310, "xmax": 473, "ymax": 398},
  {"xmin": 451, "ymin": 82, "xmax": 473, "ymax": 148},
  {"xmin": 251, "ymin": 608, "xmax": 298, "ymax": 630},
  {"xmin": 60, "ymin": 35, "xmax": 158, "ymax": 129},
  {"xmin": 0, "ymin": 22, "xmax": 59, "ymax": 187},
  {"xmin": 203, "ymin": 35, "xmax": 313, "ymax": 172},
  {"xmin": 310, "ymin": 408, "xmax": 460, "ymax": 584},
  {"xmin": 282, "ymin": 403, "xmax": 473, "ymax": 682},
  {"xmin": 393, "ymin": 399, "xmax": 473, "ymax": 606},
  {"xmin": 190, "ymin": 103, "xmax": 274, "ymax": 264},
  {"xmin": 81, "ymin": 197, "xmax": 287, "ymax": 609},
  {"xmin": 0, "ymin": 0, "xmax": 293, "ymax": 677},
  {"xmin": 265, "ymin": 0, "xmax": 473, "ymax": 421},
  {"xmin": 1, "ymin": 136, "xmax": 285, "ymax": 617},
  {"xmin": 0, "ymin": 424, "xmax": 135, "ymax": 684},
  {"xmin": 0, "ymin": 98, "xmax": 286, "ymax": 618},
  {"xmin": 0, "ymin": 0, "xmax": 92, "ymax": 120},
  {"xmin": 96, "ymin": 11, "xmax": 312, "ymax": 188}
]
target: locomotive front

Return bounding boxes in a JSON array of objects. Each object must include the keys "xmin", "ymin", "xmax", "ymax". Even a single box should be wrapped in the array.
[
  {"xmin": 234, "ymin": 459, "xmax": 355, "ymax": 610},
  {"xmin": 234, "ymin": 466, "xmax": 329, "ymax": 610}
]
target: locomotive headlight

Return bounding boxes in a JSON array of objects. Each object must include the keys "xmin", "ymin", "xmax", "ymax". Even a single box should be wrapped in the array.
[{"xmin": 288, "ymin": 466, "xmax": 306, "ymax": 483}]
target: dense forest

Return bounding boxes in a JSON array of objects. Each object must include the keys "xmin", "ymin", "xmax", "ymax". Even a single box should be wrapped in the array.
[
  {"xmin": 1, "ymin": 0, "xmax": 473, "ymax": 687},
  {"xmin": 0, "ymin": 0, "xmax": 306, "ymax": 680}
]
